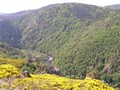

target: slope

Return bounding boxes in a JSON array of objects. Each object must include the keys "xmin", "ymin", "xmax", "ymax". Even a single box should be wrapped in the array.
[
  {"xmin": 0, "ymin": 64, "xmax": 114, "ymax": 90},
  {"xmin": 0, "ymin": 42, "xmax": 25, "ymax": 59}
]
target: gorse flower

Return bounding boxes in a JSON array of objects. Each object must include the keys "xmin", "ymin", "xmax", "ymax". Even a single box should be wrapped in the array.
[
  {"xmin": 0, "ymin": 64, "xmax": 114, "ymax": 90},
  {"xmin": 14, "ymin": 74, "xmax": 114, "ymax": 90},
  {"xmin": 0, "ymin": 64, "xmax": 20, "ymax": 78}
]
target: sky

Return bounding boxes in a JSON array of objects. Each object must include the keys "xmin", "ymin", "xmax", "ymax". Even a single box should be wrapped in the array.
[{"xmin": 0, "ymin": 0, "xmax": 120, "ymax": 13}]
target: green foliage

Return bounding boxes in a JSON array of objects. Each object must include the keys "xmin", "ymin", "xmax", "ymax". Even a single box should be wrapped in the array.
[
  {"xmin": 0, "ymin": 42, "xmax": 25, "ymax": 59},
  {"xmin": 19, "ymin": 62, "xmax": 48, "ymax": 74},
  {"xmin": 19, "ymin": 62, "xmax": 37, "ymax": 73},
  {"xmin": 101, "ymin": 74, "xmax": 113, "ymax": 84}
]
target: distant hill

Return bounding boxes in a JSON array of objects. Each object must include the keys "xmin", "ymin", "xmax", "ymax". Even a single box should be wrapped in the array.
[
  {"xmin": 0, "ymin": 3, "xmax": 120, "ymax": 87},
  {"xmin": 0, "ymin": 10, "xmax": 34, "ymax": 21},
  {"xmin": 105, "ymin": 4, "xmax": 120, "ymax": 10}
]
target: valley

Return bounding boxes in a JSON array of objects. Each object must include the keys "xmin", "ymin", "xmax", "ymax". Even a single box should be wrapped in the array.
[{"xmin": 0, "ymin": 3, "xmax": 120, "ymax": 89}]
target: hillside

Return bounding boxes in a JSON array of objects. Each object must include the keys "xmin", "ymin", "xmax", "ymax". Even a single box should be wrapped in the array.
[
  {"xmin": 0, "ymin": 10, "xmax": 33, "ymax": 21},
  {"xmin": 0, "ymin": 42, "xmax": 25, "ymax": 59},
  {"xmin": 105, "ymin": 4, "xmax": 120, "ymax": 10},
  {"xmin": 0, "ymin": 3, "xmax": 120, "ymax": 87},
  {"xmin": 0, "ymin": 64, "xmax": 114, "ymax": 90}
]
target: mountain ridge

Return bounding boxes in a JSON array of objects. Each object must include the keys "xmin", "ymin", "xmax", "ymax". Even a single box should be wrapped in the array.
[
  {"xmin": 105, "ymin": 4, "xmax": 120, "ymax": 10},
  {"xmin": 0, "ymin": 10, "xmax": 34, "ymax": 21}
]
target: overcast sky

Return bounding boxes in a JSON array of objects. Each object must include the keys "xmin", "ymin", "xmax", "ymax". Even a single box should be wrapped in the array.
[{"xmin": 0, "ymin": 0, "xmax": 120, "ymax": 13}]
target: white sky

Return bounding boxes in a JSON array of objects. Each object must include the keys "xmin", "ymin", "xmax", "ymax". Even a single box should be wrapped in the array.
[{"xmin": 0, "ymin": 0, "xmax": 120, "ymax": 13}]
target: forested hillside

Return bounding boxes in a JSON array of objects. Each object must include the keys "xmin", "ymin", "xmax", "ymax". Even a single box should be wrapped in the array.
[
  {"xmin": 0, "ymin": 42, "xmax": 25, "ymax": 59},
  {"xmin": 0, "ymin": 3, "xmax": 120, "ymax": 88}
]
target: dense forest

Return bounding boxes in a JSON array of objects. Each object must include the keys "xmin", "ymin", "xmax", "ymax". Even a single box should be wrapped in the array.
[{"xmin": 0, "ymin": 3, "xmax": 120, "ymax": 89}]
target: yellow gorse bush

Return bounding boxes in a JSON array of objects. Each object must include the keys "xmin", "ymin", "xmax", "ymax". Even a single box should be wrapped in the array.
[
  {"xmin": 0, "ymin": 64, "xmax": 114, "ymax": 90},
  {"xmin": 0, "ymin": 58, "xmax": 26, "ymax": 68},
  {"xmin": 14, "ymin": 74, "xmax": 114, "ymax": 90},
  {"xmin": 0, "ymin": 64, "xmax": 20, "ymax": 78}
]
